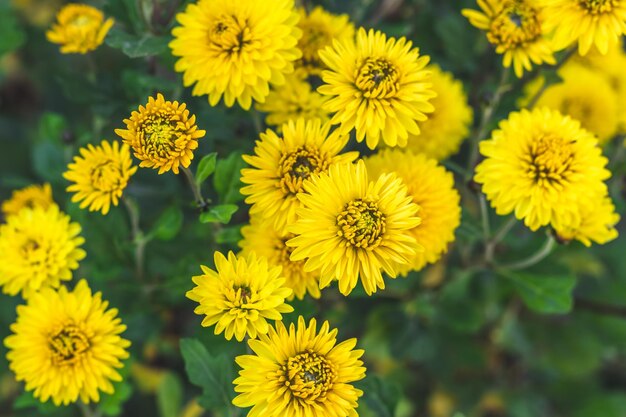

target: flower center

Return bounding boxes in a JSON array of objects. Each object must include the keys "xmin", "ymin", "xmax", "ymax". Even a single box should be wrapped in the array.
[
  {"xmin": 140, "ymin": 115, "xmax": 181, "ymax": 158},
  {"xmin": 525, "ymin": 134, "xmax": 575, "ymax": 185},
  {"xmin": 355, "ymin": 57, "xmax": 400, "ymax": 99},
  {"xmin": 488, "ymin": 1, "xmax": 542, "ymax": 49},
  {"xmin": 337, "ymin": 199, "xmax": 386, "ymax": 249},
  {"xmin": 232, "ymin": 285, "xmax": 253, "ymax": 307},
  {"xmin": 48, "ymin": 324, "xmax": 90, "ymax": 366},
  {"xmin": 209, "ymin": 15, "xmax": 252, "ymax": 55},
  {"xmin": 283, "ymin": 351, "xmax": 336, "ymax": 402},
  {"xmin": 90, "ymin": 159, "xmax": 124, "ymax": 192},
  {"xmin": 278, "ymin": 148, "xmax": 327, "ymax": 195},
  {"xmin": 579, "ymin": 0, "xmax": 616, "ymax": 13},
  {"xmin": 70, "ymin": 13, "xmax": 98, "ymax": 28}
]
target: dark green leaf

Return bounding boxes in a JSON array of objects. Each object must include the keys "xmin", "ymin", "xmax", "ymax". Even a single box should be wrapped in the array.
[
  {"xmin": 0, "ymin": 7, "xmax": 25, "ymax": 57},
  {"xmin": 99, "ymin": 379, "xmax": 133, "ymax": 416},
  {"xmin": 106, "ymin": 27, "xmax": 170, "ymax": 58},
  {"xmin": 32, "ymin": 142, "xmax": 66, "ymax": 185},
  {"xmin": 195, "ymin": 153, "xmax": 218, "ymax": 186},
  {"xmin": 213, "ymin": 152, "xmax": 246, "ymax": 204},
  {"xmin": 359, "ymin": 376, "xmax": 401, "ymax": 417},
  {"xmin": 502, "ymin": 270, "xmax": 577, "ymax": 314},
  {"xmin": 150, "ymin": 206, "xmax": 183, "ymax": 241},
  {"xmin": 37, "ymin": 113, "xmax": 67, "ymax": 145},
  {"xmin": 199, "ymin": 204, "xmax": 238, "ymax": 224},
  {"xmin": 157, "ymin": 373, "xmax": 183, "ymax": 417}
]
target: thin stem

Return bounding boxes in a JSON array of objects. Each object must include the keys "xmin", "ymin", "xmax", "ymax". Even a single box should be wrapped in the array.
[
  {"xmin": 485, "ymin": 216, "xmax": 518, "ymax": 264},
  {"xmin": 122, "ymin": 195, "xmax": 146, "ymax": 281},
  {"xmin": 576, "ymin": 298, "xmax": 626, "ymax": 318},
  {"xmin": 527, "ymin": 47, "xmax": 577, "ymax": 109},
  {"xmin": 501, "ymin": 234, "xmax": 556, "ymax": 271},
  {"xmin": 250, "ymin": 109, "xmax": 263, "ymax": 134},
  {"xmin": 181, "ymin": 166, "xmax": 207, "ymax": 209},
  {"xmin": 77, "ymin": 401, "xmax": 102, "ymax": 417},
  {"xmin": 479, "ymin": 194, "xmax": 491, "ymax": 241}
]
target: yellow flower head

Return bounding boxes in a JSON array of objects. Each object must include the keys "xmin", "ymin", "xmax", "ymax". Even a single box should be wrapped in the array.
[
  {"xmin": 403, "ymin": 65, "xmax": 473, "ymax": 160},
  {"xmin": 169, "ymin": 0, "xmax": 302, "ymax": 110},
  {"xmin": 186, "ymin": 251, "xmax": 294, "ymax": 342},
  {"xmin": 2, "ymin": 183, "xmax": 55, "ymax": 218},
  {"xmin": 0, "ymin": 206, "xmax": 86, "ymax": 298},
  {"xmin": 239, "ymin": 216, "xmax": 321, "ymax": 300},
  {"xmin": 12, "ymin": 0, "xmax": 62, "ymax": 28},
  {"xmin": 46, "ymin": 4, "xmax": 114, "ymax": 54},
  {"xmin": 287, "ymin": 160, "xmax": 421, "ymax": 296},
  {"xmin": 233, "ymin": 316, "xmax": 365, "ymax": 417},
  {"xmin": 462, "ymin": 0, "xmax": 556, "ymax": 77},
  {"xmin": 475, "ymin": 108, "xmax": 610, "ymax": 232},
  {"xmin": 4, "ymin": 279, "xmax": 130, "ymax": 406},
  {"xmin": 63, "ymin": 140, "xmax": 137, "ymax": 215},
  {"xmin": 522, "ymin": 64, "xmax": 620, "ymax": 144},
  {"xmin": 295, "ymin": 6, "xmax": 355, "ymax": 77},
  {"xmin": 256, "ymin": 74, "xmax": 330, "ymax": 128},
  {"xmin": 543, "ymin": 0, "xmax": 626, "ymax": 55},
  {"xmin": 365, "ymin": 150, "xmax": 461, "ymax": 273},
  {"xmin": 318, "ymin": 28, "xmax": 435, "ymax": 149},
  {"xmin": 115, "ymin": 93, "xmax": 206, "ymax": 175},
  {"xmin": 241, "ymin": 118, "xmax": 358, "ymax": 233},
  {"xmin": 554, "ymin": 194, "xmax": 619, "ymax": 246}
]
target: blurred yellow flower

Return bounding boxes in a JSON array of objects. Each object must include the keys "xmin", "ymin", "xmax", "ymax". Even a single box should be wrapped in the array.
[
  {"xmin": 2, "ymin": 183, "xmax": 55, "ymax": 218},
  {"xmin": 169, "ymin": 0, "xmax": 302, "ymax": 110},
  {"xmin": 186, "ymin": 251, "xmax": 293, "ymax": 342},
  {"xmin": 46, "ymin": 4, "xmax": 114, "ymax": 54},
  {"xmin": 11, "ymin": 0, "xmax": 62, "ymax": 27},
  {"xmin": 115, "ymin": 93, "xmax": 205, "ymax": 175},
  {"xmin": 318, "ymin": 28, "xmax": 435, "ymax": 149},
  {"xmin": 287, "ymin": 160, "xmax": 421, "ymax": 296},
  {"xmin": 64, "ymin": 140, "xmax": 137, "ymax": 215},
  {"xmin": 553, "ymin": 195, "xmax": 619, "ymax": 246},
  {"xmin": 4, "ymin": 280, "xmax": 130, "ymax": 405},
  {"xmin": 462, "ymin": 0, "xmax": 556, "ymax": 77},
  {"xmin": 233, "ymin": 316, "xmax": 365, "ymax": 417},
  {"xmin": 0, "ymin": 206, "xmax": 85, "ymax": 298}
]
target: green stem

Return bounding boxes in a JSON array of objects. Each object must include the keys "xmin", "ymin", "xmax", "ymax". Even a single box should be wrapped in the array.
[
  {"xmin": 501, "ymin": 234, "xmax": 556, "ymax": 271},
  {"xmin": 250, "ymin": 109, "xmax": 263, "ymax": 134},
  {"xmin": 181, "ymin": 166, "xmax": 207, "ymax": 209},
  {"xmin": 527, "ymin": 47, "xmax": 577, "ymax": 109},
  {"xmin": 77, "ymin": 402, "xmax": 102, "ymax": 417},
  {"xmin": 122, "ymin": 195, "xmax": 146, "ymax": 281},
  {"xmin": 485, "ymin": 216, "xmax": 518, "ymax": 265},
  {"xmin": 479, "ymin": 195, "xmax": 491, "ymax": 241}
]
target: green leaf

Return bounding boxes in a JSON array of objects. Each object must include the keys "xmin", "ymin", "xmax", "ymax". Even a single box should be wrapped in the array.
[
  {"xmin": 150, "ymin": 206, "xmax": 183, "ymax": 241},
  {"xmin": 37, "ymin": 112, "xmax": 67, "ymax": 145},
  {"xmin": 157, "ymin": 373, "xmax": 183, "ymax": 417},
  {"xmin": 213, "ymin": 152, "xmax": 246, "ymax": 204},
  {"xmin": 32, "ymin": 142, "xmax": 66, "ymax": 185},
  {"xmin": 106, "ymin": 27, "xmax": 170, "ymax": 58},
  {"xmin": 195, "ymin": 153, "xmax": 218, "ymax": 186},
  {"xmin": 501, "ymin": 270, "xmax": 577, "ymax": 314},
  {"xmin": 199, "ymin": 204, "xmax": 238, "ymax": 224},
  {"xmin": 179, "ymin": 338, "xmax": 235, "ymax": 412},
  {"xmin": 0, "ymin": 7, "xmax": 25, "ymax": 57},
  {"xmin": 359, "ymin": 376, "xmax": 401, "ymax": 417},
  {"xmin": 100, "ymin": 379, "xmax": 133, "ymax": 416}
]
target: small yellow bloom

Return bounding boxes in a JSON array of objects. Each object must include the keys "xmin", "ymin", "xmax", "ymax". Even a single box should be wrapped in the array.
[
  {"xmin": 553, "ymin": 195, "xmax": 619, "ymax": 246},
  {"xmin": 46, "ymin": 4, "xmax": 114, "ymax": 54},
  {"xmin": 64, "ymin": 140, "xmax": 137, "ymax": 215},
  {"xmin": 0, "ymin": 205, "xmax": 86, "ymax": 298},
  {"xmin": 318, "ymin": 28, "xmax": 435, "ymax": 149},
  {"xmin": 4, "ymin": 279, "xmax": 130, "ymax": 405},
  {"xmin": 186, "ymin": 251, "xmax": 293, "ymax": 342},
  {"xmin": 2, "ymin": 183, "xmax": 55, "ymax": 218},
  {"xmin": 233, "ymin": 316, "xmax": 366, "ymax": 417},
  {"xmin": 115, "ymin": 93, "xmax": 206, "ymax": 175}
]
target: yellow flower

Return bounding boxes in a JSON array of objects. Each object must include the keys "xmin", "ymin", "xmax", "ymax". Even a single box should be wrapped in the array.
[
  {"xmin": 403, "ymin": 65, "xmax": 473, "ymax": 160},
  {"xmin": 462, "ymin": 0, "xmax": 556, "ymax": 77},
  {"xmin": 63, "ymin": 140, "xmax": 137, "ymax": 215},
  {"xmin": 522, "ymin": 64, "xmax": 620, "ymax": 144},
  {"xmin": 169, "ymin": 0, "xmax": 302, "ymax": 110},
  {"xmin": 287, "ymin": 160, "xmax": 421, "ymax": 296},
  {"xmin": 318, "ymin": 28, "xmax": 435, "ymax": 149},
  {"xmin": 239, "ymin": 217, "xmax": 321, "ymax": 300},
  {"xmin": 241, "ymin": 118, "xmax": 358, "ymax": 233},
  {"xmin": 0, "ymin": 206, "xmax": 86, "ymax": 298},
  {"xmin": 543, "ymin": 0, "xmax": 626, "ymax": 55},
  {"xmin": 186, "ymin": 251, "xmax": 293, "ymax": 342},
  {"xmin": 12, "ymin": 0, "xmax": 62, "ymax": 27},
  {"xmin": 115, "ymin": 93, "xmax": 206, "ymax": 175},
  {"xmin": 256, "ymin": 74, "xmax": 330, "ymax": 128},
  {"xmin": 475, "ymin": 108, "xmax": 610, "ymax": 232},
  {"xmin": 233, "ymin": 316, "xmax": 365, "ymax": 417},
  {"xmin": 2, "ymin": 183, "xmax": 55, "ymax": 218},
  {"xmin": 295, "ymin": 6, "xmax": 355, "ymax": 77},
  {"xmin": 365, "ymin": 150, "xmax": 461, "ymax": 273},
  {"xmin": 46, "ymin": 4, "xmax": 114, "ymax": 54},
  {"xmin": 553, "ymin": 195, "xmax": 619, "ymax": 246},
  {"xmin": 4, "ymin": 279, "xmax": 130, "ymax": 405}
]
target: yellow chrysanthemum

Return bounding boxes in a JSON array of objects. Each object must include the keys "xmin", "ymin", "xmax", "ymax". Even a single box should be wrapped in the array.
[
  {"xmin": 365, "ymin": 150, "xmax": 461, "ymax": 273},
  {"xmin": 169, "ymin": 0, "xmax": 302, "ymax": 110},
  {"xmin": 402, "ymin": 65, "xmax": 473, "ymax": 160},
  {"xmin": 2, "ymin": 183, "xmax": 55, "ymax": 218},
  {"xmin": 522, "ymin": 64, "xmax": 620, "ymax": 144},
  {"xmin": 462, "ymin": 0, "xmax": 556, "ymax": 77},
  {"xmin": 287, "ymin": 160, "xmax": 421, "ymax": 296},
  {"xmin": 11, "ymin": 0, "xmax": 62, "ymax": 27},
  {"xmin": 318, "ymin": 28, "xmax": 435, "ymax": 149},
  {"xmin": 295, "ymin": 6, "xmax": 355, "ymax": 77},
  {"xmin": 4, "ymin": 279, "xmax": 130, "ymax": 406},
  {"xmin": 63, "ymin": 140, "xmax": 137, "ymax": 215},
  {"xmin": 239, "ymin": 217, "xmax": 321, "ymax": 300},
  {"xmin": 553, "ymin": 194, "xmax": 619, "ymax": 246},
  {"xmin": 115, "ymin": 93, "xmax": 206, "ymax": 175},
  {"xmin": 186, "ymin": 251, "xmax": 293, "ymax": 342},
  {"xmin": 0, "ymin": 206, "xmax": 86, "ymax": 298},
  {"xmin": 543, "ymin": 0, "xmax": 626, "ymax": 55},
  {"xmin": 475, "ymin": 108, "xmax": 610, "ymax": 232},
  {"xmin": 256, "ymin": 74, "xmax": 330, "ymax": 128},
  {"xmin": 45, "ymin": 4, "xmax": 114, "ymax": 54},
  {"xmin": 233, "ymin": 316, "xmax": 366, "ymax": 417},
  {"xmin": 241, "ymin": 118, "xmax": 358, "ymax": 233}
]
